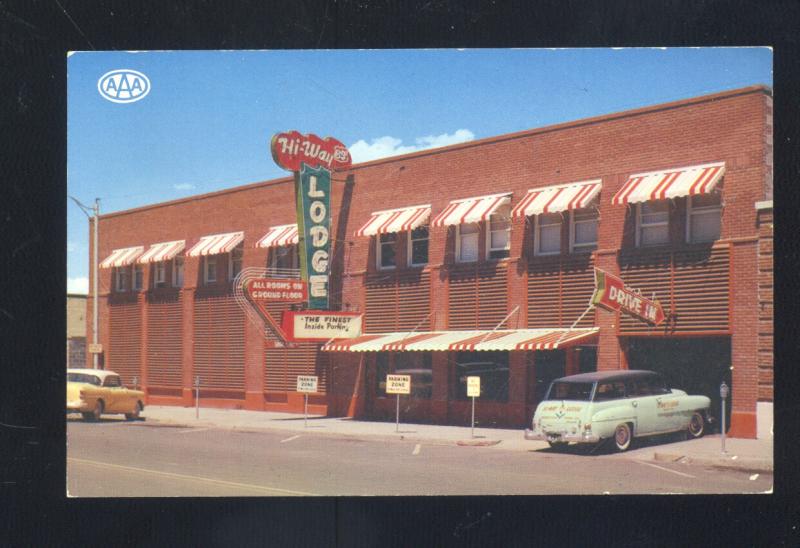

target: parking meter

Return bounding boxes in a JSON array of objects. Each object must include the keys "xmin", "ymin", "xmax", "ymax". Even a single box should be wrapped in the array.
[{"xmin": 719, "ymin": 382, "xmax": 729, "ymax": 453}]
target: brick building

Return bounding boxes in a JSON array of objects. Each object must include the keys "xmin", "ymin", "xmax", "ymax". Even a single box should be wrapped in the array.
[
  {"xmin": 67, "ymin": 293, "xmax": 87, "ymax": 369},
  {"xmin": 87, "ymin": 85, "xmax": 773, "ymax": 438}
]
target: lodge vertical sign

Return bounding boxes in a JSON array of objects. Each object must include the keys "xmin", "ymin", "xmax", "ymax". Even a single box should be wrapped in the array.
[
  {"xmin": 296, "ymin": 165, "xmax": 331, "ymax": 309},
  {"xmin": 270, "ymin": 131, "xmax": 352, "ymax": 310}
]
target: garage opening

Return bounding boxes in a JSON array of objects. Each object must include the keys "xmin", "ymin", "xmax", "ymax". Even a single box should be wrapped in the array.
[{"xmin": 625, "ymin": 337, "xmax": 731, "ymax": 430}]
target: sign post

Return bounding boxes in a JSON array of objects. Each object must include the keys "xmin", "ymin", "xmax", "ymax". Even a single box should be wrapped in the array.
[
  {"xmin": 296, "ymin": 375, "xmax": 319, "ymax": 428},
  {"xmin": 386, "ymin": 374, "xmax": 411, "ymax": 432},
  {"xmin": 194, "ymin": 376, "xmax": 200, "ymax": 420},
  {"xmin": 467, "ymin": 376, "xmax": 481, "ymax": 438}
]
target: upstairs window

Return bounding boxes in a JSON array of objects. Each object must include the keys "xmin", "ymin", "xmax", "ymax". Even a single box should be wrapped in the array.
[
  {"xmin": 377, "ymin": 232, "xmax": 397, "ymax": 270},
  {"xmin": 535, "ymin": 213, "xmax": 562, "ymax": 255},
  {"xmin": 487, "ymin": 205, "xmax": 511, "ymax": 260},
  {"xmin": 228, "ymin": 245, "xmax": 243, "ymax": 281},
  {"xmin": 172, "ymin": 256, "xmax": 184, "ymax": 288},
  {"xmin": 271, "ymin": 244, "xmax": 299, "ymax": 276},
  {"xmin": 457, "ymin": 223, "xmax": 479, "ymax": 263},
  {"xmin": 687, "ymin": 193, "xmax": 721, "ymax": 243},
  {"xmin": 570, "ymin": 207, "xmax": 598, "ymax": 253},
  {"xmin": 132, "ymin": 264, "xmax": 143, "ymax": 291},
  {"xmin": 204, "ymin": 256, "xmax": 217, "ymax": 285},
  {"xmin": 637, "ymin": 201, "xmax": 670, "ymax": 247},
  {"xmin": 115, "ymin": 267, "xmax": 128, "ymax": 292},
  {"xmin": 408, "ymin": 225, "xmax": 429, "ymax": 267},
  {"xmin": 154, "ymin": 262, "xmax": 166, "ymax": 288}
]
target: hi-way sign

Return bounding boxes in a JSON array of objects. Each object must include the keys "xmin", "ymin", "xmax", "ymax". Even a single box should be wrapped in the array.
[{"xmin": 591, "ymin": 268, "xmax": 666, "ymax": 326}]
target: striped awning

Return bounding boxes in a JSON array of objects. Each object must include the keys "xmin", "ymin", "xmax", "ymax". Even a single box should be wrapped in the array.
[
  {"xmin": 355, "ymin": 204, "xmax": 431, "ymax": 237},
  {"xmin": 100, "ymin": 246, "xmax": 145, "ymax": 269},
  {"xmin": 611, "ymin": 162, "xmax": 725, "ymax": 205},
  {"xmin": 137, "ymin": 240, "xmax": 185, "ymax": 263},
  {"xmin": 256, "ymin": 224, "xmax": 299, "ymax": 248},
  {"xmin": 321, "ymin": 328, "xmax": 598, "ymax": 352},
  {"xmin": 511, "ymin": 180, "xmax": 602, "ymax": 218},
  {"xmin": 430, "ymin": 192, "xmax": 511, "ymax": 228},
  {"xmin": 186, "ymin": 231, "xmax": 244, "ymax": 257}
]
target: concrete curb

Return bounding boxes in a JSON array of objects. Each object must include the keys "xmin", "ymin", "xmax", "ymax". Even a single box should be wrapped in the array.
[
  {"xmin": 652, "ymin": 452, "xmax": 773, "ymax": 473},
  {"xmin": 456, "ymin": 439, "xmax": 501, "ymax": 447}
]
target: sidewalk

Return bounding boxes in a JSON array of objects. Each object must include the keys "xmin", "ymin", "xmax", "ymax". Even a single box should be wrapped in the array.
[{"xmin": 140, "ymin": 405, "xmax": 772, "ymax": 472}]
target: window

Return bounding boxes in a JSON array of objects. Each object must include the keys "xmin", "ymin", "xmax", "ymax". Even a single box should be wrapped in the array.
[
  {"xmin": 457, "ymin": 223, "xmax": 479, "ymax": 262},
  {"xmin": 228, "ymin": 245, "xmax": 243, "ymax": 281},
  {"xmin": 535, "ymin": 213, "xmax": 562, "ymax": 255},
  {"xmin": 133, "ymin": 265, "xmax": 143, "ymax": 291},
  {"xmin": 154, "ymin": 262, "xmax": 166, "ymax": 288},
  {"xmin": 204, "ymin": 256, "xmax": 217, "ymax": 285},
  {"xmin": 173, "ymin": 256, "xmax": 184, "ymax": 287},
  {"xmin": 115, "ymin": 267, "xmax": 128, "ymax": 292},
  {"xmin": 687, "ymin": 193, "xmax": 721, "ymax": 243},
  {"xmin": 487, "ymin": 205, "xmax": 511, "ymax": 260},
  {"xmin": 375, "ymin": 353, "xmax": 432, "ymax": 399},
  {"xmin": 570, "ymin": 207, "xmax": 598, "ymax": 252},
  {"xmin": 593, "ymin": 381, "xmax": 626, "ymax": 401},
  {"xmin": 102, "ymin": 375, "xmax": 122, "ymax": 388},
  {"xmin": 545, "ymin": 381, "xmax": 593, "ymax": 401},
  {"xmin": 377, "ymin": 232, "xmax": 397, "ymax": 270},
  {"xmin": 271, "ymin": 244, "xmax": 299, "ymax": 276},
  {"xmin": 637, "ymin": 201, "xmax": 669, "ymax": 246},
  {"xmin": 454, "ymin": 351, "xmax": 509, "ymax": 402},
  {"xmin": 408, "ymin": 225, "xmax": 429, "ymax": 267}
]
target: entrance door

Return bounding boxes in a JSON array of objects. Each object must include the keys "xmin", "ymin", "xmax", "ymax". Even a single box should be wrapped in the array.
[{"xmin": 532, "ymin": 350, "xmax": 565, "ymax": 405}]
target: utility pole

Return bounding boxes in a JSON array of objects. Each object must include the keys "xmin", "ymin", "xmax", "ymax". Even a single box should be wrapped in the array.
[{"xmin": 70, "ymin": 196, "xmax": 100, "ymax": 369}]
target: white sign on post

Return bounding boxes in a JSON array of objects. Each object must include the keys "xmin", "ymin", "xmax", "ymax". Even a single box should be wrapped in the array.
[
  {"xmin": 386, "ymin": 374, "xmax": 411, "ymax": 395},
  {"xmin": 467, "ymin": 376, "xmax": 481, "ymax": 397},
  {"xmin": 296, "ymin": 375, "xmax": 318, "ymax": 393}
]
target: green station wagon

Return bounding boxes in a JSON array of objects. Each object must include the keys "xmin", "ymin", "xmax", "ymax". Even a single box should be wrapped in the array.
[{"xmin": 524, "ymin": 370, "xmax": 711, "ymax": 452}]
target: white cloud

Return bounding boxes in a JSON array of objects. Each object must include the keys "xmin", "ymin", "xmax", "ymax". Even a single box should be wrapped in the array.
[
  {"xmin": 68, "ymin": 277, "xmax": 89, "ymax": 294},
  {"xmin": 67, "ymin": 241, "xmax": 77, "ymax": 253},
  {"xmin": 173, "ymin": 183, "xmax": 196, "ymax": 190},
  {"xmin": 349, "ymin": 129, "xmax": 475, "ymax": 163}
]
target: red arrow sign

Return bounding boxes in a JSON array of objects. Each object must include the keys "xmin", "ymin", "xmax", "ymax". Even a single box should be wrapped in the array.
[
  {"xmin": 591, "ymin": 268, "xmax": 666, "ymax": 326},
  {"xmin": 270, "ymin": 131, "xmax": 352, "ymax": 172}
]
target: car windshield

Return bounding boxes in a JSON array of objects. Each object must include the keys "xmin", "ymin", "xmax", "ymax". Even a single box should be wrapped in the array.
[
  {"xmin": 544, "ymin": 381, "xmax": 593, "ymax": 401},
  {"xmin": 67, "ymin": 372, "xmax": 101, "ymax": 386}
]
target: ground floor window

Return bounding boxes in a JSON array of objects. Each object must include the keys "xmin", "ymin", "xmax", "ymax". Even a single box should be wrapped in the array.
[
  {"xmin": 375, "ymin": 352, "xmax": 432, "ymax": 399},
  {"xmin": 454, "ymin": 351, "xmax": 509, "ymax": 402},
  {"xmin": 531, "ymin": 349, "xmax": 565, "ymax": 403}
]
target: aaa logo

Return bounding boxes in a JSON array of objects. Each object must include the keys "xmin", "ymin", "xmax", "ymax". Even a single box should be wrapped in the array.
[{"xmin": 98, "ymin": 69, "xmax": 151, "ymax": 103}]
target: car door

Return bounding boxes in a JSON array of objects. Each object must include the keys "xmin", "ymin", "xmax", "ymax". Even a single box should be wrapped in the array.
[
  {"xmin": 101, "ymin": 375, "xmax": 122, "ymax": 412},
  {"xmin": 650, "ymin": 375, "xmax": 684, "ymax": 432},
  {"xmin": 623, "ymin": 378, "xmax": 659, "ymax": 435}
]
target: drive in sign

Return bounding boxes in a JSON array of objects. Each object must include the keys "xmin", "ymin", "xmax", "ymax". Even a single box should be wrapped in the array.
[{"xmin": 591, "ymin": 268, "xmax": 666, "ymax": 325}]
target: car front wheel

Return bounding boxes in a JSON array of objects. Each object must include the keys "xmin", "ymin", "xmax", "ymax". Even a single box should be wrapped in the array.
[
  {"xmin": 89, "ymin": 400, "xmax": 104, "ymax": 421},
  {"xmin": 687, "ymin": 411, "xmax": 705, "ymax": 439},
  {"xmin": 614, "ymin": 423, "xmax": 632, "ymax": 452}
]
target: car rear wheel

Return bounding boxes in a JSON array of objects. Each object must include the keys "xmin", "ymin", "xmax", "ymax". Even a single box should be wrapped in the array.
[
  {"xmin": 614, "ymin": 423, "xmax": 632, "ymax": 452},
  {"xmin": 125, "ymin": 402, "xmax": 142, "ymax": 421},
  {"xmin": 687, "ymin": 411, "xmax": 705, "ymax": 439}
]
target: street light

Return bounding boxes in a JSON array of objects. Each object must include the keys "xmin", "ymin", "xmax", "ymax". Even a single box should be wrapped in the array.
[{"xmin": 69, "ymin": 196, "xmax": 100, "ymax": 370}]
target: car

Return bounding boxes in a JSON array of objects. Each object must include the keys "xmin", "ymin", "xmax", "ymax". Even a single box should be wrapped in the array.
[
  {"xmin": 67, "ymin": 368, "xmax": 145, "ymax": 421},
  {"xmin": 524, "ymin": 370, "xmax": 710, "ymax": 452}
]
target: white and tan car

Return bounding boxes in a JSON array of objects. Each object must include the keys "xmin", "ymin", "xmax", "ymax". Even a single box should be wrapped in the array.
[
  {"xmin": 67, "ymin": 369, "xmax": 145, "ymax": 421},
  {"xmin": 525, "ymin": 370, "xmax": 710, "ymax": 452}
]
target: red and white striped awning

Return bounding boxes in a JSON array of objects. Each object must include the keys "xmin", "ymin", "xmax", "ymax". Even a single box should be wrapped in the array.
[
  {"xmin": 100, "ymin": 246, "xmax": 145, "ymax": 269},
  {"xmin": 137, "ymin": 240, "xmax": 185, "ymax": 264},
  {"xmin": 611, "ymin": 162, "xmax": 725, "ymax": 205},
  {"xmin": 355, "ymin": 204, "xmax": 431, "ymax": 237},
  {"xmin": 321, "ymin": 328, "xmax": 598, "ymax": 352},
  {"xmin": 256, "ymin": 224, "xmax": 299, "ymax": 248},
  {"xmin": 186, "ymin": 231, "xmax": 244, "ymax": 257},
  {"xmin": 430, "ymin": 192, "xmax": 512, "ymax": 228},
  {"xmin": 511, "ymin": 180, "xmax": 602, "ymax": 218}
]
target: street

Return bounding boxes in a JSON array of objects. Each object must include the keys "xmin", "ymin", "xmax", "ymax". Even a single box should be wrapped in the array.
[{"xmin": 67, "ymin": 418, "xmax": 772, "ymax": 496}]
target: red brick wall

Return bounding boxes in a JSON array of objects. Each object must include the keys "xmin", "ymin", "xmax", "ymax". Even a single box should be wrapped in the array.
[{"xmin": 87, "ymin": 86, "xmax": 771, "ymax": 434}]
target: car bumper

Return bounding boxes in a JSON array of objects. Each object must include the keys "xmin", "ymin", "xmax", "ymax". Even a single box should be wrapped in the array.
[
  {"xmin": 67, "ymin": 400, "xmax": 91, "ymax": 413},
  {"xmin": 524, "ymin": 429, "xmax": 600, "ymax": 444}
]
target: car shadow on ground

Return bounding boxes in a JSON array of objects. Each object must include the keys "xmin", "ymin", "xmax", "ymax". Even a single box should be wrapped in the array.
[
  {"xmin": 66, "ymin": 416, "xmax": 146, "ymax": 424},
  {"xmin": 532, "ymin": 431, "xmax": 691, "ymax": 457}
]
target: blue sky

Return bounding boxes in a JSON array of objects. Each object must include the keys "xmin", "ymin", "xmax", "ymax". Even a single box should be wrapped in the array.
[{"xmin": 67, "ymin": 48, "xmax": 772, "ymax": 293}]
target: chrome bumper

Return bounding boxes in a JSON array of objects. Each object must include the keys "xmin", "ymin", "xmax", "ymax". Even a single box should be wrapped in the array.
[{"xmin": 525, "ymin": 428, "xmax": 600, "ymax": 443}]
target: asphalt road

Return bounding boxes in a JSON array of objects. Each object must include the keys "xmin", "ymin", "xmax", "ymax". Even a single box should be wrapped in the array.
[{"xmin": 66, "ymin": 419, "xmax": 772, "ymax": 497}]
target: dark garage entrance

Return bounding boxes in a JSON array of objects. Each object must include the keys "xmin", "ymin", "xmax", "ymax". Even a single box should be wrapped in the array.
[{"xmin": 625, "ymin": 337, "xmax": 731, "ymax": 429}]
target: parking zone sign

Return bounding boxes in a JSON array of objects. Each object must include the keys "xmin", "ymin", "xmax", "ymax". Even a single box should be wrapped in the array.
[
  {"xmin": 296, "ymin": 375, "xmax": 318, "ymax": 393},
  {"xmin": 467, "ymin": 376, "xmax": 481, "ymax": 397},
  {"xmin": 386, "ymin": 374, "xmax": 411, "ymax": 395}
]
